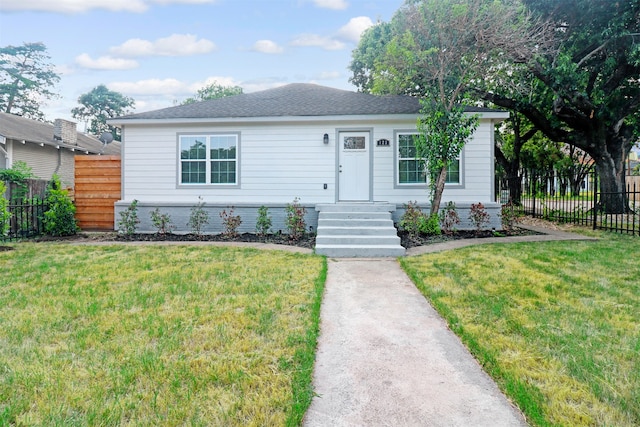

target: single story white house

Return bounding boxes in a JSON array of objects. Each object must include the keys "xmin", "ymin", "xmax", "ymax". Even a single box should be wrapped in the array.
[{"xmin": 110, "ymin": 84, "xmax": 508, "ymax": 255}]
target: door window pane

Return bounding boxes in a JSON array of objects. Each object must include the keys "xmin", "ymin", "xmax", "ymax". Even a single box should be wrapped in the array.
[{"xmin": 344, "ymin": 136, "xmax": 365, "ymax": 150}]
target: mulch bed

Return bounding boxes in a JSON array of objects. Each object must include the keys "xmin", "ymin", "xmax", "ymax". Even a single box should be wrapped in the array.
[
  {"xmin": 29, "ymin": 226, "xmax": 542, "ymax": 250},
  {"xmin": 33, "ymin": 231, "xmax": 318, "ymax": 249},
  {"xmin": 398, "ymin": 227, "xmax": 542, "ymax": 249}
]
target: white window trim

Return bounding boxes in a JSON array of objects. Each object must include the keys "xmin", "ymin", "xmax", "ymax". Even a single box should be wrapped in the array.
[
  {"xmin": 394, "ymin": 130, "xmax": 464, "ymax": 189},
  {"xmin": 177, "ymin": 132, "xmax": 240, "ymax": 188}
]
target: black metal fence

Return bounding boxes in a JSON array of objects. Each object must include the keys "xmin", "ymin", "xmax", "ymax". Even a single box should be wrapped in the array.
[
  {"xmin": 498, "ymin": 170, "xmax": 640, "ymax": 236},
  {"xmin": 1, "ymin": 199, "xmax": 48, "ymax": 242}
]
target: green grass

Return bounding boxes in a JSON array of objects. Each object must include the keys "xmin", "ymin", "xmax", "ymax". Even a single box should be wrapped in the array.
[
  {"xmin": 401, "ymin": 230, "xmax": 640, "ymax": 427},
  {"xmin": 0, "ymin": 243, "xmax": 325, "ymax": 426}
]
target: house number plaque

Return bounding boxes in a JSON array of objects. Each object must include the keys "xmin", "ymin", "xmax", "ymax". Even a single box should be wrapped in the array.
[{"xmin": 376, "ymin": 139, "xmax": 390, "ymax": 146}]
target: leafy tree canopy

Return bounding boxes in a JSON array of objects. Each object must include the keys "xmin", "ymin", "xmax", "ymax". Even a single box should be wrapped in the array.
[
  {"xmin": 350, "ymin": 0, "xmax": 640, "ymax": 213},
  {"xmin": 484, "ymin": 0, "xmax": 640, "ymax": 212},
  {"xmin": 352, "ymin": 0, "xmax": 522, "ymax": 212},
  {"xmin": 181, "ymin": 81, "xmax": 243, "ymax": 105},
  {"xmin": 71, "ymin": 85, "xmax": 134, "ymax": 142},
  {"xmin": 0, "ymin": 42, "xmax": 60, "ymax": 121}
]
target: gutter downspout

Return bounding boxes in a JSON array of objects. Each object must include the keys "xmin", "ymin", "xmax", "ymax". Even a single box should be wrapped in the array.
[{"xmin": 54, "ymin": 146, "xmax": 62, "ymax": 177}]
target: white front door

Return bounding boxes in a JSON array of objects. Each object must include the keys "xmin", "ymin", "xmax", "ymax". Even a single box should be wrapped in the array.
[{"xmin": 338, "ymin": 131, "xmax": 370, "ymax": 201}]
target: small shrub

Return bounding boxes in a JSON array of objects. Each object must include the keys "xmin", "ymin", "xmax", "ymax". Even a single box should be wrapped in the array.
[
  {"xmin": 118, "ymin": 199, "xmax": 139, "ymax": 236},
  {"xmin": 439, "ymin": 201, "xmax": 460, "ymax": 235},
  {"xmin": 501, "ymin": 201, "xmax": 523, "ymax": 230},
  {"xmin": 43, "ymin": 175, "xmax": 78, "ymax": 236},
  {"xmin": 188, "ymin": 197, "xmax": 209, "ymax": 237},
  {"xmin": 469, "ymin": 202, "xmax": 490, "ymax": 233},
  {"xmin": 150, "ymin": 208, "xmax": 174, "ymax": 235},
  {"xmin": 220, "ymin": 207, "xmax": 242, "ymax": 238},
  {"xmin": 399, "ymin": 201, "xmax": 425, "ymax": 239},
  {"xmin": 256, "ymin": 205, "xmax": 272, "ymax": 236},
  {"xmin": 419, "ymin": 213, "xmax": 441, "ymax": 236},
  {"xmin": 285, "ymin": 197, "xmax": 307, "ymax": 241},
  {"xmin": 0, "ymin": 182, "xmax": 11, "ymax": 237}
]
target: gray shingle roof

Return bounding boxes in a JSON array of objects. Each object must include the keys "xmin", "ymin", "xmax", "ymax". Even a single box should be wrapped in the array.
[
  {"xmin": 116, "ymin": 83, "xmax": 500, "ymax": 121},
  {"xmin": 0, "ymin": 112, "xmax": 121, "ymax": 155}
]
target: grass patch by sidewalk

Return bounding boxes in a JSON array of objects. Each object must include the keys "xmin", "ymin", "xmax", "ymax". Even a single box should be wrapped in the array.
[
  {"xmin": 401, "ymin": 230, "xmax": 640, "ymax": 427},
  {"xmin": 0, "ymin": 243, "xmax": 325, "ymax": 426}
]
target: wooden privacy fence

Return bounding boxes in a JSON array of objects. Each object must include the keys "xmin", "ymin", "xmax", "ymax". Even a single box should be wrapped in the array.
[{"xmin": 74, "ymin": 156, "xmax": 121, "ymax": 230}]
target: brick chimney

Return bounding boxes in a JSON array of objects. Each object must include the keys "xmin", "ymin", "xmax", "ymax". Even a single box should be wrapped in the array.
[{"xmin": 53, "ymin": 119, "xmax": 78, "ymax": 145}]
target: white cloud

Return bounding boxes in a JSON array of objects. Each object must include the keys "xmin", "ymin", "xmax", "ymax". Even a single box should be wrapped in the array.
[
  {"xmin": 109, "ymin": 76, "xmax": 240, "ymax": 98},
  {"xmin": 54, "ymin": 64, "xmax": 76, "ymax": 76},
  {"xmin": 106, "ymin": 76, "xmax": 245, "ymax": 112},
  {"xmin": 290, "ymin": 34, "xmax": 345, "ymax": 51},
  {"xmin": 289, "ymin": 16, "xmax": 371, "ymax": 52},
  {"xmin": 0, "ymin": 0, "xmax": 216, "ymax": 13},
  {"xmin": 336, "ymin": 16, "xmax": 373, "ymax": 43},
  {"xmin": 251, "ymin": 40, "xmax": 284, "ymax": 54},
  {"xmin": 151, "ymin": 0, "xmax": 215, "ymax": 4},
  {"xmin": 111, "ymin": 34, "xmax": 216, "ymax": 57},
  {"xmin": 2, "ymin": 0, "xmax": 147, "ymax": 13},
  {"xmin": 188, "ymin": 76, "xmax": 243, "ymax": 93},
  {"xmin": 312, "ymin": 0, "xmax": 348, "ymax": 10},
  {"xmin": 315, "ymin": 71, "xmax": 341, "ymax": 80},
  {"xmin": 75, "ymin": 54, "xmax": 139, "ymax": 70},
  {"xmin": 109, "ymin": 78, "xmax": 188, "ymax": 96}
]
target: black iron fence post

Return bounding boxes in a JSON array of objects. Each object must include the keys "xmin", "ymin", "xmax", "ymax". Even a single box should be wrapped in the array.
[
  {"xmin": 532, "ymin": 171, "xmax": 537, "ymax": 218},
  {"xmin": 592, "ymin": 173, "xmax": 598, "ymax": 231},
  {"xmin": 2, "ymin": 199, "xmax": 48, "ymax": 242}
]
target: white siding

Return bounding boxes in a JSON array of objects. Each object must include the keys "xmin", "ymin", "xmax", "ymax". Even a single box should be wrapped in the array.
[
  {"xmin": 121, "ymin": 117, "xmax": 500, "ymax": 207},
  {"xmin": 371, "ymin": 119, "xmax": 496, "ymax": 205}
]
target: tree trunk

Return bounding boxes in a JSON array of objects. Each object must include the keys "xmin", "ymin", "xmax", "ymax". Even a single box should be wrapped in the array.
[
  {"xmin": 430, "ymin": 166, "xmax": 448, "ymax": 215},
  {"xmin": 506, "ymin": 166, "xmax": 523, "ymax": 204},
  {"xmin": 570, "ymin": 177, "xmax": 583, "ymax": 197},
  {"xmin": 595, "ymin": 155, "xmax": 628, "ymax": 214}
]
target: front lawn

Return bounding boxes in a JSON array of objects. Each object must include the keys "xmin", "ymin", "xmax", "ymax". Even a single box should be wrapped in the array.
[
  {"xmin": 401, "ymin": 231, "xmax": 640, "ymax": 427},
  {"xmin": 0, "ymin": 244, "xmax": 325, "ymax": 426}
]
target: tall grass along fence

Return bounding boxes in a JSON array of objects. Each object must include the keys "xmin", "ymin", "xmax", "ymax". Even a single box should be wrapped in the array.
[{"xmin": 498, "ymin": 170, "xmax": 640, "ymax": 236}]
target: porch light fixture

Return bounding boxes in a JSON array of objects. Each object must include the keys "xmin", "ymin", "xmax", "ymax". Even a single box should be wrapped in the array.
[{"xmin": 323, "ymin": 133, "xmax": 329, "ymax": 144}]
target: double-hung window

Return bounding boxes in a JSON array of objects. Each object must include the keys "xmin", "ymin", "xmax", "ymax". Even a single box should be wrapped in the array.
[
  {"xmin": 179, "ymin": 133, "xmax": 239, "ymax": 186},
  {"xmin": 396, "ymin": 132, "xmax": 461, "ymax": 186}
]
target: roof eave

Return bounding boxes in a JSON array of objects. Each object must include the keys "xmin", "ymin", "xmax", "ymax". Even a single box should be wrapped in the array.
[
  {"xmin": 109, "ymin": 110, "xmax": 508, "ymax": 126},
  {"xmin": 3, "ymin": 135, "xmax": 100, "ymax": 155}
]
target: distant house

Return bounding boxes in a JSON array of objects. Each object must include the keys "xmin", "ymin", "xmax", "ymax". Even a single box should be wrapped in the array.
[
  {"xmin": 110, "ymin": 84, "xmax": 509, "ymax": 256},
  {"xmin": 0, "ymin": 112, "xmax": 121, "ymax": 188}
]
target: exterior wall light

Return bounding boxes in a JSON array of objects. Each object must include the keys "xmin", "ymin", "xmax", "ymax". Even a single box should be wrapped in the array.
[{"xmin": 323, "ymin": 133, "xmax": 329, "ymax": 144}]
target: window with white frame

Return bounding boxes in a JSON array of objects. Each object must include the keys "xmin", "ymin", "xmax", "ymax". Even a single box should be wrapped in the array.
[
  {"xmin": 179, "ymin": 134, "xmax": 238, "ymax": 185},
  {"xmin": 397, "ymin": 132, "xmax": 460, "ymax": 185}
]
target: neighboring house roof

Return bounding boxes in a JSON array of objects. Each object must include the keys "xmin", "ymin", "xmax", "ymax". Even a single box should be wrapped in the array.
[
  {"xmin": 0, "ymin": 112, "xmax": 121, "ymax": 156},
  {"xmin": 112, "ymin": 83, "xmax": 507, "ymax": 122}
]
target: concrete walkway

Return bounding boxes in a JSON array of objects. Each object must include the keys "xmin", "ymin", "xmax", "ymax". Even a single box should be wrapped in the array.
[{"xmin": 304, "ymin": 226, "xmax": 597, "ymax": 427}]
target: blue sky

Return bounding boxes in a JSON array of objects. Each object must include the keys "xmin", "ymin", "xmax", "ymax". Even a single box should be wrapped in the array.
[{"xmin": 0, "ymin": 0, "xmax": 403, "ymax": 125}]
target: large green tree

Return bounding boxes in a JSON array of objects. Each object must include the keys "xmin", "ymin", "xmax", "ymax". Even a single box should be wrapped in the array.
[
  {"xmin": 353, "ymin": 0, "xmax": 537, "ymax": 213},
  {"xmin": 181, "ymin": 81, "xmax": 243, "ymax": 105},
  {"xmin": 351, "ymin": 0, "xmax": 640, "ymax": 213},
  {"xmin": 71, "ymin": 85, "xmax": 134, "ymax": 142},
  {"xmin": 0, "ymin": 42, "xmax": 60, "ymax": 121},
  {"xmin": 478, "ymin": 0, "xmax": 640, "ymax": 213}
]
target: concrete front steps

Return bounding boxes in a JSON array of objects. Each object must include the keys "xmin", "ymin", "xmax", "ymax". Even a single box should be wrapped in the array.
[{"xmin": 314, "ymin": 203, "xmax": 406, "ymax": 257}]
